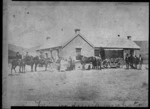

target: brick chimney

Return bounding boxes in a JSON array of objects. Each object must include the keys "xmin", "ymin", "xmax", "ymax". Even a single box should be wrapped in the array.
[
  {"xmin": 127, "ymin": 36, "xmax": 132, "ymax": 40},
  {"xmin": 75, "ymin": 29, "xmax": 80, "ymax": 35}
]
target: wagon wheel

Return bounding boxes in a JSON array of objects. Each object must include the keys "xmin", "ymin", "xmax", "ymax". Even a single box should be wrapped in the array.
[
  {"xmin": 109, "ymin": 62, "xmax": 113, "ymax": 68},
  {"xmin": 102, "ymin": 60, "xmax": 109, "ymax": 68},
  {"xmin": 117, "ymin": 63, "xmax": 121, "ymax": 68}
]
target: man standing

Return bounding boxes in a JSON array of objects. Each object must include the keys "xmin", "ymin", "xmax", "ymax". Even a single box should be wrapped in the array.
[
  {"xmin": 134, "ymin": 55, "xmax": 139, "ymax": 69},
  {"xmin": 68, "ymin": 56, "xmax": 73, "ymax": 70},
  {"xmin": 125, "ymin": 54, "xmax": 129, "ymax": 69},
  {"xmin": 138, "ymin": 54, "xmax": 143, "ymax": 70},
  {"xmin": 129, "ymin": 54, "xmax": 134, "ymax": 69}
]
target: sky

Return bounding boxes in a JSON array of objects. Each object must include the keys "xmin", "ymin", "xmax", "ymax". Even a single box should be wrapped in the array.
[{"xmin": 4, "ymin": 1, "xmax": 149, "ymax": 48}]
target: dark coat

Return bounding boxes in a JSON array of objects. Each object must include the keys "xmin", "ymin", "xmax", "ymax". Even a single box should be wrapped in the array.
[
  {"xmin": 125, "ymin": 56, "xmax": 129, "ymax": 64},
  {"xmin": 16, "ymin": 54, "xmax": 22, "ymax": 60},
  {"xmin": 134, "ymin": 57, "xmax": 139, "ymax": 64},
  {"xmin": 129, "ymin": 56, "xmax": 134, "ymax": 64},
  {"xmin": 139, "ymin": 57, "xmax": 143, "ymax": 64}
]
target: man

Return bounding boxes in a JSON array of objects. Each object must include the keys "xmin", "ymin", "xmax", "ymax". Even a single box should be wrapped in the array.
[
  {"xmin": 125, "ymin": 54, "xmax": 129, "ymax": 69},
  {"xmin": 129, "ymin": 54, "xmax": 134, "ymax": 69},
  {"xmin": 134, "ymin": 55, "xmax": 139, "ymax": 69},
  {"xmin": 138, "ymin": 54, "xmax": 143, "ymax": 70},
  {"xmin": 68, "ymin": 56, "xmax": 73, "ymax": 70},
  {"xmin": 16, "ymin": 52, "xmax": 22, "ymax": 60},
  {"xmin": 98, "ymin": 55, "xmax": 102, "ymax": 70},
  {"xmin": 45, "ymin": 53, "xmax": 48, "ymax": 59},
  {"xmin": 25, "ymin": 52, "xmax": 30, "ymax": 62},
  {"xmin": 96, "ymin": 56, "xmax": 101, "ymax": 70},
  {"xmin": 39, "ymin": 52, "xmax": 44, "ymax": 59},
  {"xmin": 26, "ymin": 52, "xmax": 29, "ymax": 57},
  {"xmin": 16, "ymin": 52, "xmax": 20, "ymax": 59}
]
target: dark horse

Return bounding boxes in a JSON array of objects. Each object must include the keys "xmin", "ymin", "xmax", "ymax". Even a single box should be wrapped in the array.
[
  {"xmin": 11, "ymin": 58, "xmax": 25, "ymax": 74},
  {"xmin": 34, "ymin": 56, "xmax": 53, "ymax": 71},
  {"xmin": 21, "ymin": 55, "xmax": 35, "ymax": 72},
  {"xmin": 22, "ymin": 55, "xmax": 53, "ymax": 72},
  {"xmin": 79, "ymin": 55, "xmax": 102, "ymax": 70}
]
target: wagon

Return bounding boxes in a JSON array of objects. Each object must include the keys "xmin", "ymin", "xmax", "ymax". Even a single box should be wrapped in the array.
[{"xmin": 102, "ymin": 58, "xmax": 121, "ymax": 68}]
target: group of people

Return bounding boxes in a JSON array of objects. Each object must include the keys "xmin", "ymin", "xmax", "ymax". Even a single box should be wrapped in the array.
[
  {"xmin": 16, "ymin": 51, "xmax": 29, "ymax": 58},
  {"xmin": 125, "ymin": 53, "xmax": 143, "ymax": 70},
  {"xmin": 58, "ymin": 56, "xmax": 75, "ymax": 71},
  {"xmin": 15, "ymin": 51, "xmax": 144, "ymax": 71},
  {"xmin": 15, "ymin": 52, "xmax": 48, "ymax": 60}
]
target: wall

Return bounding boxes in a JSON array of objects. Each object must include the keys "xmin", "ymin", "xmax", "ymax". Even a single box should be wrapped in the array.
[
  {"xmin": 61, "ymin": 35, "xmax": 94, "ymax": 60},
  {"xmin": 134, "ymin": 50, "xmax": 148, "ymax": 64},
  {"xmin": 134, "ymin": 41, "xmax": 148, "ymax": 64}
]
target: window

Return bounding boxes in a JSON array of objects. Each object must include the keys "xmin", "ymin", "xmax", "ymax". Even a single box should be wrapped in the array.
[
  {"xmin": 94, "ymin": 50, "xmax": 99, "ymax": 56},
  {"xmin": 76, "ymin": 48, "xmax": 81, "ymax": 55},
  {"xmin": 76, "ymin": 48, "xmax": 81, "ymax": 60}
]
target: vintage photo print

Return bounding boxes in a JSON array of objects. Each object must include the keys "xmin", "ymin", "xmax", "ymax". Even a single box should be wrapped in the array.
[{"xmin": 3, "ymin": 0, "xmax": 149, "ymax": 108}]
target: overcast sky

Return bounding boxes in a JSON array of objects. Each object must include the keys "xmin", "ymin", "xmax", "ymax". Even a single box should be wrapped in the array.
[{"xmin": 4, "ymin": 1, "xmax": 149, "ymax": 48}]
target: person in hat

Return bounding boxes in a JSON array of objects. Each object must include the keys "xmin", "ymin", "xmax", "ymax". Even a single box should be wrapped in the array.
[
  {"xmin": 138, "ymin": 54, "xmax": 143, "ymax": 70},
  {"xmin": 125, "ymin": 53, "xmax": 129, "ymax": 69}
]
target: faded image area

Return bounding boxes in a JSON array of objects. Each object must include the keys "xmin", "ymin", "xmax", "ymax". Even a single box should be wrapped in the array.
[{"xmin": 3, "ymin": 0, "xmax": 149, "ymax": 108}]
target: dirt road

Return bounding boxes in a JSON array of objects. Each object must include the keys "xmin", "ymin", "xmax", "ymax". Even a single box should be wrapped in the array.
[{"xmin": 3, "ymin": 65, "xmax": 148, "ymax": 107}]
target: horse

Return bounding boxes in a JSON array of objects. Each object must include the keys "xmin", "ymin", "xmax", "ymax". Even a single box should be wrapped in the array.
[
  {"xmin": 21, "ymin": 55, "xmax": 53, "ymax": 72},
  {"xmin": 33, "ymin": 56, "xmax": 53, "ymax": 71},
  {"xmin": 79, "ymin": 55, "xmax": 95, "ymax": 70},
  {"xmin": 11, "ymin": 58, "xmax": 24, "ymax": 74},
  {"xmin": 21, "ymin": 55, "xmax": 35, "ymax": 72}
]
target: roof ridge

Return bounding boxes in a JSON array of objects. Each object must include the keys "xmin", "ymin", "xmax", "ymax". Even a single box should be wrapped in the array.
[{"xmin": 62, "ymin": 33, "xmax": 94, "ymax": 48}]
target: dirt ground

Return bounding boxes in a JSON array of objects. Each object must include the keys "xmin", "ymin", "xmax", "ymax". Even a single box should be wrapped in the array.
[{"xmin": 3, "ymin": 64, "xmax": 148, "ymax": 107}]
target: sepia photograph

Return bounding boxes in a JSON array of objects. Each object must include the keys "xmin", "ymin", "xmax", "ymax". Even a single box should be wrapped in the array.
[{"xmin": 3, "ymin": 0, "xmax": 149, "ymax": 108}]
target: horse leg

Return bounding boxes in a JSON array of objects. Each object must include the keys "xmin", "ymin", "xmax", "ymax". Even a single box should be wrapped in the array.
[
  {"xmin": 45, "ymin": 64, "xmax": 47, "ymax": 71},
  {"xmin": 24, "ymin": 64, "xmax": 26, "ymax": 73},
  {"xmin": 24, "ymin": 65, "xmax": 26, "ymax": 72},
  {"xmin": 82, "ymin": 64, "xmax": 85, "ymax": 70},
  {"xmin": 31, "ymin": 64, "xmax": 33, "ymax": 72},
  {"xmin": 11, "ymin": 65, "xmax": 14, "ymax": 74},
  {"xmin": 22, "ymin": 65, "xmax": 23, "ymax": 73},
  {"xmin": 22, "ymin": 65, "xmax": 24, "ymax": 73},
  {"xmin": 14, "ymin": 66, "xmax": 17, "ymax": 73},
  {"xmin": 19, "ymin": 65, "xmax": 21, "ymax": 73},
  {"xmin": 35, "ymin": 63, "xmax": 37, "ymax": 72},
  {"xmin": 100, "ymin": 63, "xmax": 101, "ymax": 70}
]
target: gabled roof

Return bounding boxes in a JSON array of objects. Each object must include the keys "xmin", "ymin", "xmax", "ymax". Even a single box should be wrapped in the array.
[
  {"xmin": 36, "ymin": 33, "xmax": 94, "ymax": 51},
  {"xmin": 62, "ymin": 33, "xmax": 94, "ymax": 48}
]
